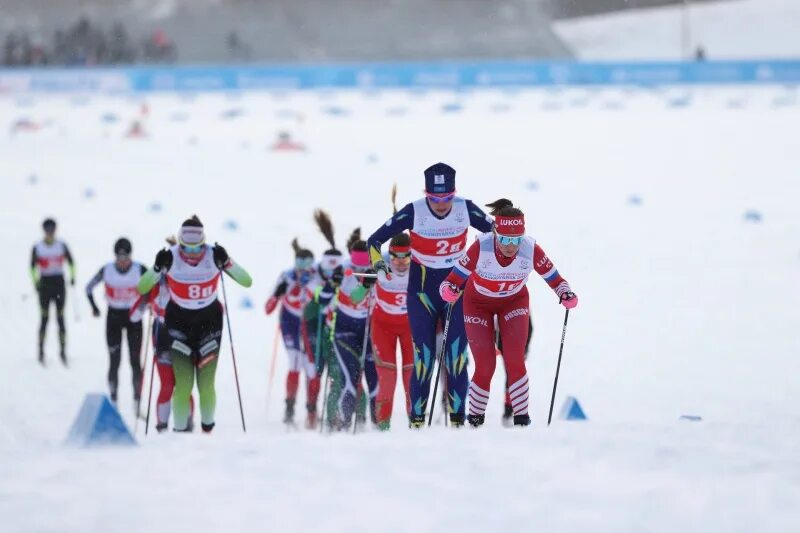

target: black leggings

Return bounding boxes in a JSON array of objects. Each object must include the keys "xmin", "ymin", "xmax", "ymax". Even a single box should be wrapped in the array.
[
  {"xmin": 107, "ymin": 308, "xmax": 143, "ymax": 401},
  {"xmin": 38, "ymin": 276, "xmax": 66, "ymax": 349}
]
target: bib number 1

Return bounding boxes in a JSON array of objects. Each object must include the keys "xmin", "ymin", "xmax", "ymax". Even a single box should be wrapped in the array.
[{"xmin": 497, "ymin": 282, "xmax": 519, "ymax": 293}]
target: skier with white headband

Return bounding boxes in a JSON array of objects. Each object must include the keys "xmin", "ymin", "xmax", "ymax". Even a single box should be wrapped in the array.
[{"xmin": 137, "ymin": 215, "xmax": 252, "ymax": 433}]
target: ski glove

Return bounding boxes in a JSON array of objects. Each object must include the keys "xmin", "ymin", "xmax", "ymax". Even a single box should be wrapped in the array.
[
  {"xmin": 154, "ymin": 249, "xmax": 173, "ymax": 272},
  {"xmin": 331, "ymin": 266, "xmax": 344, "ymax": 286},
  {"xmin": 91, "ymin": 304, "xmax": 101, "ymax": 318},
  {"xmin": 439, "ymin": 281, "xmax": 461, "ymax": 303},
  {"xmin": 374, "ymin": 259, "xmax": 389, "ymax": 275},
  {"xmin": 212, "ymin": 243, "xmax": 229, "ymax": 269},
  {"xmin": 264, "ymin": 296, "xmax": 278, "ymax": 315},
  {"xmin": 361, "ymin": 270, "xmax": 377, "ymax": 288},
  {"xmin": 560, "ymin": 292, "xmax": 578, "ymax": 309}
]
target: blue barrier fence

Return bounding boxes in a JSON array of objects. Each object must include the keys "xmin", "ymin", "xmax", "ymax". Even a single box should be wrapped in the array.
[{"xmin": 1, "ymin": 60, "xmax": 799, "ymax": 93}]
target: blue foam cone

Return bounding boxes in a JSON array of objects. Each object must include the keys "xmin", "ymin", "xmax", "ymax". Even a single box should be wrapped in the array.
[
  {"xmin": 66, "ymin": 394, "xmax": 136, "ymax": 447},
  {"xmin": 560, "ymin": 396, "xmax": 588, "ymax": 421}
]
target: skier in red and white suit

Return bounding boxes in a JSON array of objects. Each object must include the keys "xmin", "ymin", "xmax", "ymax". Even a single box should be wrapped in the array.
[
  {"xmin": 439, "ymin": 199, "xmax": 578, "ymax": 427},
  {"xmin": 370, "ymin": 233, "xmax": 414, "ymax": 430}
]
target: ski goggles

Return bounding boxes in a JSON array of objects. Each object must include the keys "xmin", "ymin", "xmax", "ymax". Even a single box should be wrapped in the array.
[
  {"xmin": 180, "ymin": 242, "xmax": 204, "ymax": 254},
  {"xmin": 390, "ymin": 251, "xmax": 411, "ymax": 262},
  {"xmin": 425, "ymin": 192, "xmax": 455, "ymax": 204},
  {"xmin": 496, "ymin": 234, "xmax": 524, "ymax": 246},
  {"xmin": 295, "ymin": 257, "xmax": 314, "ymax": 270}
]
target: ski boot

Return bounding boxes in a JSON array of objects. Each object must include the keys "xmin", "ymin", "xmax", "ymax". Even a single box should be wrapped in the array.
[
  {"xmin": 58, "ymin": 334, "xmax": 67, "ymax": 366},
  {"xmin": 468, "ymin": 414, "xmax": 485, "ymax": 428},
  {"xmin": 201, "ymin": 422, "xmax": 215, "ymax": 434},
  {"xmin": 155, "ymin": 422, "xmax": 168, "ymax": 433},
  {"xmin": 513, "ymin": 414, "xmax": 531, "ymax": 427},
  {"xmin": 305, "ymin": 404, "xmax": 318, "ymax": 430},
  {"xmin": 283, "ymin": 398, "xmax": 296, "ymax": 426},
  {"xmin": 502, "ymin": 404, "xmax": 514, "ymax": 427},
  {"xmin": 409, "ymin": 414, "xmax": 426, "ymax": 429},
  {"xmin": 38, "ymin": 347, "xmax": 45, "ymax": 366},
  {"xmin": 449, "ymin": 413, "xmax": 465, "ymax": 428}
]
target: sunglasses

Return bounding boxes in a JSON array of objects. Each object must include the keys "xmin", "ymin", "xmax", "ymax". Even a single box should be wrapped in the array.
[
  {"xmin": 295, "ymin": 257, "xmax": 314, "ymax": 269},
  {"xmin": 180, "ymin": 243, "xmax": 204, "ymax": 254},
  {"xmin": 426, "ymin": 193, "xmax": 455, "ymax": 204},
  {"xmin": 497, "ymin": 235, "xmax": 523, "ymax": 246}
]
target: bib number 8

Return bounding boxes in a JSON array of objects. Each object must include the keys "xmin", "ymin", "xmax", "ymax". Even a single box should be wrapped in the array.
[
  {"xmin": 436, "ymin": 240, "xmax": 462, "ymax": 255},
  {"xmin": 188, "ymin": 284, "xmax": 213, "ymax": 299}
]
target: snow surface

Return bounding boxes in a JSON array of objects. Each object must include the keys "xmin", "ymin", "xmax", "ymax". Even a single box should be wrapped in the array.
[
  {"xmin": 1, "ymin": 85, "xmax": 800, "ymax": 532},
  {"xmin": 554, "ymin": 0, "xmax": 800, "ymax": 60}
]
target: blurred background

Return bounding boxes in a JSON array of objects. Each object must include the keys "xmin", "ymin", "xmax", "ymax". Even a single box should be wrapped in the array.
[{"xmin": 2, "ymin": 0, "xmax": 797, "ymax": 66}]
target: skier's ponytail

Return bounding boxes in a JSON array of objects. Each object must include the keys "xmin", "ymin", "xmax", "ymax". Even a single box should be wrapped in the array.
[
  {"xmin": 486, "ymin": 198, "xmax": 523, "ymax": 218},
  {"xmin": 314, "ymin": 209, "xmax": 336, "ymax": 249},
  {"xmin": 347, "ymin": 228, "xmax": 367, "ymax": 252},
  {"xmin": 291, "ymin": 238, "xmax": 313, "ymax": 259}
]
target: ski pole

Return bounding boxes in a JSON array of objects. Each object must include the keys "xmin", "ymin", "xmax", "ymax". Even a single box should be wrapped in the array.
[
  {"xmin": 144, "ymin": 351, "xmax": 157, "ymax": 435},
  {"xmin": 319, "ymin": 367, "xmax": 330, "ymax": 434},
  {"xmin": 69, "ymin": 284, "xmax": 80, "ymax": 322},
  {"xmin": 135, "ymin": 312, "xmax": 153, "ymax": 435},
  {"xmin": 352, "ymin": 304, "xmax": 373, "ymax": 435},
  {"xmin": 547, "ymin": 308, "xmax": 571, "ymax": 426},
  {"xmin": 219, "ymin": 271, "xmax": 247, "ymax": 433},
  {"xmin": 351, "ymin": 272, "xmax": 377, "ymax": 279},
  {"xmin": 266, "ymin": 321, "xmax": 280, "ymax": 418},
  {"xmin": 312, "ymin": 306, "xmax": 326, "ymax": 433},
  {"xmin": 428, "ymin": 302, "xmax": 454, "ymax": 427}
]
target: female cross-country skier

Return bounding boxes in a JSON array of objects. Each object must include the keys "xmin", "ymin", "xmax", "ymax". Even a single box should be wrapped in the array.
[
  {"xmin": 129, "ymin": 236, "xmax": 195, "ymax": 432},
  {"xmin": 300, "ymin": 210, "xmax": 345, "ymax": 430},
  {"xmin": 439, "ymin": 199, "xmax": 578, "ymax": 427},
  {"xmin": 137, "ymin": 216, "xmax": 252, "ymax": 433},
  {"xmin": 85, "ymin": 237, "xmax": 147, "ymax": 411},
  {"xmin": 366, "ymin": 163, "xmax": 494, "ymax": 427},
  {"xmin": 331, "ymin": 228, "xmax": 379, "ymax": 430},
  {"xmin": 264, "ymin": 239, "xmax": 318, "ymax": 426},
  {"xmin": 370, "ymin": 186, "xmax": 414, "ymax": 430},
  {"xmin": 31, "ymin": 218, "xmax": 76, "ymax": 365}
]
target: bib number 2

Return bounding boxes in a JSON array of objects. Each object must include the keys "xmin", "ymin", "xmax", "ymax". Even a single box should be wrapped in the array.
[{"xmin": 436, "ymin": 240, "xmax": 462, "ymax": 255}]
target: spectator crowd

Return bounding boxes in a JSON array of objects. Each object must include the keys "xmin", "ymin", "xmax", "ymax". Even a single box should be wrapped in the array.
[{"xmin": 3, "ymin": 18, "xmax": 177, "ymax": 67}]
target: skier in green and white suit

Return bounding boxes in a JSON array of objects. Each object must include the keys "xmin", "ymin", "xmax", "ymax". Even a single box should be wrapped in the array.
[{"xmin": 137, "ymin": 216, "xmax": 252, "ymax": 433}]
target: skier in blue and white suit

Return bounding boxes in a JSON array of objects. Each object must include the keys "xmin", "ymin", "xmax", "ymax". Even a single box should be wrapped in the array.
[{"xmin": 366, "ymin": 163, "xmax": 493, "ymax": 427}]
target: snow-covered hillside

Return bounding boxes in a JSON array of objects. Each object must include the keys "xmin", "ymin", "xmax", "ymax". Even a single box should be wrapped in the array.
[
  {"xmin": 1, "ymin": 85, "xmax": 799, "ymax": 532},
  {"xmin": 554, "ymin": 0, "xmax": 800, "ymax": 60}
]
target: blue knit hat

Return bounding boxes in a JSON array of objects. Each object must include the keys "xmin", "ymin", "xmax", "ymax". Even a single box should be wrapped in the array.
[{"xmin": 424, "ymin": 163, "xmax": 456, "ymax": 194}]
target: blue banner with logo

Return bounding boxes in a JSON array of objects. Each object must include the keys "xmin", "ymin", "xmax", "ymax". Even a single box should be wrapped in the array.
[{"xmin": 1, "ymin": 60, "xmax": 798, "ymax": 93}]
